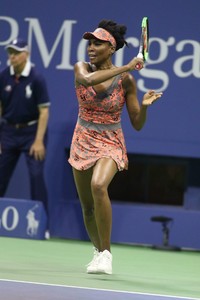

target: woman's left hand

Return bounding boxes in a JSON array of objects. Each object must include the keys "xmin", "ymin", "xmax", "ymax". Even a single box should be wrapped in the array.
[{"xmin": 142, "ymin": 90, "xmax": 163, "ymax": 106}]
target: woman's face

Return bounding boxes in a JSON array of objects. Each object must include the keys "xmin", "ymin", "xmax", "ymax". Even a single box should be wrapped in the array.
[{"xmin": 87, "ymin": 38, "xmax": 113, "ymax": 66}]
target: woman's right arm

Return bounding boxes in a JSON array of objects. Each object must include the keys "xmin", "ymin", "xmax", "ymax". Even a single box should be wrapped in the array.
[{"xmin": 74, "ymin": 57, "xmax": 144, "ymax": 87}]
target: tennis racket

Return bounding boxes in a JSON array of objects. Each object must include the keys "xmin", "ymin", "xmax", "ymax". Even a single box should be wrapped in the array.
[{"xmin": 135, "ymin": 17, "xmax": 149, "ymax": 70}]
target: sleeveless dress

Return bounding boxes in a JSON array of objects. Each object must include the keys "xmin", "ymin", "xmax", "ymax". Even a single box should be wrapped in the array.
[{"xmin": 68, "ymin": 73, "xmax": 128, "ymax": 171}]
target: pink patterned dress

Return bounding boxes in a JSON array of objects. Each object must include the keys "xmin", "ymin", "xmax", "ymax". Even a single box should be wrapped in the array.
[{"xmin": 68, "ymin": 72, "xmax": 129, "ymax": 171}]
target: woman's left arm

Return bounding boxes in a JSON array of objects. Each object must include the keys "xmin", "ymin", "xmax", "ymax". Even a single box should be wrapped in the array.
[{"xmin": 124, "ymin": 73, "xmax": 163, "ymax": 131}]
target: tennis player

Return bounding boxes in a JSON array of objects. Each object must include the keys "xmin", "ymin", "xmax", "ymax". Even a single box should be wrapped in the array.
[{"xmin": 68, "ymin": 19, "xmax": 163, "ymax": 274}]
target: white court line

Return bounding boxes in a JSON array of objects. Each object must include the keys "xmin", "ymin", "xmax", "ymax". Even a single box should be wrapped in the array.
[{"xmin": 0, "ymin": 278, "xmax": 199, "ymax": 300}]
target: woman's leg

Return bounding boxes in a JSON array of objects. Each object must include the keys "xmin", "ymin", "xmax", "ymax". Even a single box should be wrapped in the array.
[
  {"xmin": 91, "ymin": 158, "xmax": 118, "ymax": 252},
  {"xmin": 72, "ymin": 167, "xmax": 101, "ymax": 250}
]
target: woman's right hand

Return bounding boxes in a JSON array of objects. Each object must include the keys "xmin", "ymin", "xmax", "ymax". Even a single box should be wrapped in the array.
[{"xmin": 127, "ymin": 57, "xmax": 144, "ymax": 71}]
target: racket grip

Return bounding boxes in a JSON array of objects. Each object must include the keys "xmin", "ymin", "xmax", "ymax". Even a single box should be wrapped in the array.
[
  {"xmin": 135, "ymin": 62, "xmax": 143, "ymax": 70},
  {"xmin": 135, "ymin": 53, "xmax": 144, "ymax": 70}
]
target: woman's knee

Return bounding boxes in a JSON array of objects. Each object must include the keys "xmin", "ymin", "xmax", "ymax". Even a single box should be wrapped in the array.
[{"xmin": 91, "ymin": 179, "xmax": 106, "ymax": 197}]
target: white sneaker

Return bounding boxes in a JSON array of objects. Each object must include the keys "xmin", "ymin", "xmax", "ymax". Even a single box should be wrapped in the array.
[
  {"xmin": 86, "ymin": 248, "xmax": 100, "ymax": 274},
  {"xmin": 96, "ymin": 250, "xmax": 112, "ymax": 275}
]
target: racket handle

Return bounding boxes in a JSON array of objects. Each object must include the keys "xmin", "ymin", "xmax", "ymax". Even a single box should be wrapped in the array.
[
  {"xmin": 135, "ymin": 53, "xmax": 144, "ymax": 70},
  {"xmin": 135, "ymin": 63, "xmax": 143, "ymax": 70}
]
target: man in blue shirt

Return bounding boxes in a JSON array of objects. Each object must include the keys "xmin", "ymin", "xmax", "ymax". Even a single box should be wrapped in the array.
[{"xmin": 0, "ymin": 38, "xmax": 50, "ymax": 235}]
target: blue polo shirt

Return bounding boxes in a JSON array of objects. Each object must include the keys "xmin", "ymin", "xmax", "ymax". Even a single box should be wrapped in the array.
[{"xmin": 0, "ymin": 61, "xmax": 50, "ymax": 124}]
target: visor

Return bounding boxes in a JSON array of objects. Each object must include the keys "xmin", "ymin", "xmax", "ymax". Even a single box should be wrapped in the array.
[{"xmin": 83, "ymin": 28, "xmax": 116, "ymax": 48}]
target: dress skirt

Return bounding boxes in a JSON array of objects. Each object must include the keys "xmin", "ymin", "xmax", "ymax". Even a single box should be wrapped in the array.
[{"xmin": 68, "ymin": 117, "xmax": 128, "ymax": 171}]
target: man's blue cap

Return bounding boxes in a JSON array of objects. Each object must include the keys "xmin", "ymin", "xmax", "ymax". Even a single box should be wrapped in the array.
[{"xmin": 5, "ymin": 38, "xmax": 29, "ymax": 52}]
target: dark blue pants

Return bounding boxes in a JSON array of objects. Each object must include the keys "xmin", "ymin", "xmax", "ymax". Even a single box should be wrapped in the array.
[{"xmin": 0, "ymin": 124, "xmax": 49, "ymax": 218}]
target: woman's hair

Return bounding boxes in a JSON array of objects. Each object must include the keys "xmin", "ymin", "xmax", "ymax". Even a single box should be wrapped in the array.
[{"xmin": 97, "ymin": 19, "xmax": 128, "ymax": 51}]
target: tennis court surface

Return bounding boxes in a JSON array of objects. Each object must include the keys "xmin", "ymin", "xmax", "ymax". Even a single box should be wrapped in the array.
[{"xmin": 0, "ymin": 237, "xmax": 199, "ymax": 300}]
